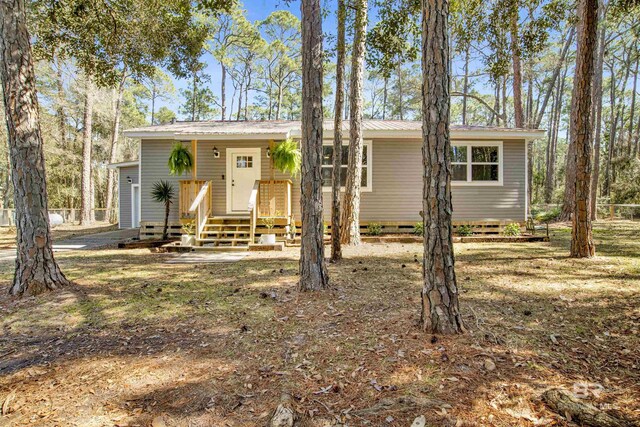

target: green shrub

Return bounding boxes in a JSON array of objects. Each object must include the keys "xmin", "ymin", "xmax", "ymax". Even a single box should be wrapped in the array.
[
  {"xmin": 503, "ymin": 222, "xmax": 522, "ymax": 236},
  {"xmin": 457, "ymin": 224, "xmax": 473, "ymax": 236},
  {"xmin": 535, "ymin": 207, "xmax": 561, "ymax": 223},
  {"xmin": 413, "ymin": 222, "xmax": 424, "ymax": 236},
  {"xmin": 367, "ymin": 223, "xmax": 382, "ymax": 236}
]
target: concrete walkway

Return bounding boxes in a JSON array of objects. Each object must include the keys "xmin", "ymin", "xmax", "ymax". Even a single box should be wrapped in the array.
[{"xmin": 0, "ymin": 228, "xmax": 139, "ymax": 262}]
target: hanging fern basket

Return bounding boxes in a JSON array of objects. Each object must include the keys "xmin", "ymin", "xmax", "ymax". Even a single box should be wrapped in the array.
[
  {"xmin": 271, "ymin": 138, "xmax": 301, "ymax": 177},
  {"xmin": 168, "ymin": 143, "xmax": 193, "ymax": 176}
]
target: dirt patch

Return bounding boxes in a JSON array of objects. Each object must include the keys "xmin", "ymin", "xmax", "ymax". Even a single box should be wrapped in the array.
[{"xmin": 0, "ymin": 221, "xmax": 638, "ymax": 426}]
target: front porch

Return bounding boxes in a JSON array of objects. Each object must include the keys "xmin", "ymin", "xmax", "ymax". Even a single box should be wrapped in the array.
[{"xmin": 178, "ymin": 178, "xmax": 293, "ymax": 248}]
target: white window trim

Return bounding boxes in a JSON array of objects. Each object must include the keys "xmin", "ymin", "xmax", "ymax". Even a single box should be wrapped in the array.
[
  {"xmin": 451, "ymin": 140, "xmax": 503, "ymax": 186},
  {"xmin": 321, "ymin": 140, "xmax": 373, "ymax": 192}
]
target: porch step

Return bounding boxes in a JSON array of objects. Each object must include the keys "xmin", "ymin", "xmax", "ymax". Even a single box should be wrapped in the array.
[
  {"xmin": 197, "ymin": 238, "xmax": 251, "ymax": 245},
  {"xmin": 201, "ymin": 230, "xmax": 251, "ymax": 235},
  {"xmin": 204, "ymin": 224, "xmax": 251, "ymax": 228},
  {"xmin": 207, "ymin": 216, "xmax": 250, "ymax": 222}
]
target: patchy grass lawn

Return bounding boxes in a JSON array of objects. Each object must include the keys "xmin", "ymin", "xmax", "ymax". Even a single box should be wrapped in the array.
[{"xmin": 0, "ymin": 221, "xmax": 638, "ymax": 426}]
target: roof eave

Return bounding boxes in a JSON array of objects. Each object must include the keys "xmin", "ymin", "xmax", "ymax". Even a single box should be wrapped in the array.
[
  {"xmin": 107, "ymin": 161, "xmax": 139, "ymax": 169},
  {"xmin": 123, "ymin": 131, "xmax": 292, "ymax": 140}
]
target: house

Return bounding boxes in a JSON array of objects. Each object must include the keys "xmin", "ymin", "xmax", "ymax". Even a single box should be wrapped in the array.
[{"xmin": 114, "ymin": 120, "xmax": 544, "ymax": 244}]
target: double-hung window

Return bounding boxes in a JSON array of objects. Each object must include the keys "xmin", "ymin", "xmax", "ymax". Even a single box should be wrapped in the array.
[
  {"xmin": 321, "ymin": 141, "xmax": 372, "ymax": 191},
  {"xmin": 451, "ymin": 142, "xmax": 502, "ymax": 185}
]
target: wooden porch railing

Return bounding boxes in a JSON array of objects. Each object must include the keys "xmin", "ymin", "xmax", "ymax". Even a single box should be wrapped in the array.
[
  {"xmin": 188, "ymin": 181, "xmax": 212, "ymax": 240},
  {"xmin": 257, "ymin": 179, "xmax": 292, "ymax": 218},
  {"xmin": 179, "ymin": 179, "xmax": 205, "ymax": 219},
  {"xmin": 249, "ymin": 179, "xmax": 293, "ymax": 243},
  {"xmin": 248, "ymin": 181, "xmax": 260, "ymax": 244}
]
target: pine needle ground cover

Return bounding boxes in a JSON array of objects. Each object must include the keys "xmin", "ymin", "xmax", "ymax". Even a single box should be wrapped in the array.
[{"xmin": 0, "ymin": 221, "xmax": 638, "ymax": 426}]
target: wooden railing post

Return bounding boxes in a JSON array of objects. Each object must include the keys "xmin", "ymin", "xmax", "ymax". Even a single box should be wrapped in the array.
[
  {"xmin": 286, "ymin": 180, "xmax": 292, "ymax": 218},
  {"xmin": 248, "ymin": 180, "xmax": 260, "ymax": 244},
  {"xmin": 610, "ymin": 204, "xmax": 615, "ymax": 220},
  {"xmin": 188, "ymin": 180, "xmax": 212, "ymax": 242}
]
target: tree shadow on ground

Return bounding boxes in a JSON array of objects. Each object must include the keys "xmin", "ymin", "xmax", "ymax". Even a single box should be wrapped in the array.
[{"xmin": 0, "ymin": 223, "xmax": 639, "ymax": 426}]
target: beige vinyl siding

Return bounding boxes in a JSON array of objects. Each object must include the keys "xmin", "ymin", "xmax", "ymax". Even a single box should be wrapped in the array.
[
  {"xmin": 140, "ymin": 140, "xmax": 188, "ymax": 223},
  {"xmin": 140, "ymin": 139, "xmax": 301, "ymax": 222},
  {"xmin": 140, "ymin": 138, "xmax": 526, "ymax": 224},
  {"xmin": 452, "ymin": 140, "xmax": 525, "ymax": 221},
  {"xmin": 195, "ymin": 140, "xmax": 300, "ymax": 216},
  {"xmin": 320, "ymin": 139, "xmax": 525, "ymax": 222},
  {"xmin": 118, "ymin": 165, "xmax": 139, "ymax": 228}
]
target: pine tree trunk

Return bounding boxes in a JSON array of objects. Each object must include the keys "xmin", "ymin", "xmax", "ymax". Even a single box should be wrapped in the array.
[
  {"xmin": 492, "ymin": 78, "xmax": 500, "ymax": 126},
  {"xmin": 90, "ymin": 172, "xmax": 95, "ymax": 222},
  {"xmin": 634, "ymin": 104, "xmax": 640, "ymax": 158},
  {"xmin": 526, "ymin": 70, "xmax": 533, "ymax": 127},
  {"xmin": 55, "ymin": 54, "xmax": 66, "ymax": 146},
  {"xmin": 0, "ymin": 0, "xmax": 70, "ymax": 296},
  {"xmin": 80, "ymin": 77, "xmax": 94, "ymax": 225},
  {"xmin": 151, "ymin": 84, "xmax": 156, "ymax": 125},
  {"xmin": 106, "ymin": 71, "xmax": 126, "ymax": 224},
  {"xmin": 502, "ymin": 77, "xmax": 507, "ymax": 124},
  {"xmin": 627, "ymin": 54, "xmax": 638, "ymax": 156},
  {"xmin": 276, "ymin": 82, "xmax": 282, "ymax": 121},
  {"xmin": 533, "ymin": 27, "xmax": 575, "ymax": 129},
  {"xmin": 331, "ymin": 0, "xmax": 346, "ymax": 262},
  {"xmin": 397, "ymin": 64, "xmax": 404, "ymax": 120},
  {"xmin": 245, "ymin": 73, "xmax": 251, "ymax": 120},
  {"xmin": 420, "ymin": 0, "xmax": 464, "ymax": 334},
  {"xmin": 544, "ymin": 89, "xmax": 557, "ymax": 204},
  {"xmin": 570, "ymin": 0, "xmax": 597, "ymax": 258},
  {"xmin": 462, "ymin": 45, "xmax": 469, "ymax": 125},
  {"xmin": 590, "ymin": 1, "xmax": 606, "ymax": 220},
  {"xmin": 603, "ymin": 65, "xmax": 618, "ymax": 197},
  {"xmin": 237, "ymin": 81, "xmax": 243, "ymax": 120},
  {"xmin": 340, "ymin": 0, "xmax": 367, "ymax": 246},
  {"xmin": 191, "ymin": 72, "xmax": 197, "ymax": 121},
  {"xmin": 299, "ymin": 0, "xmax": 329, "ymax": 291},
  {"xmin": 382, "ymin": 77, "xmax": 388, "ymax": 120},
  {"xmin": 510, "ymin": 11, "xmax": 524, "ymax": 129},
  {"xmin": 221, "ymin": 63, "xmax": 226, "ymax": 121}
]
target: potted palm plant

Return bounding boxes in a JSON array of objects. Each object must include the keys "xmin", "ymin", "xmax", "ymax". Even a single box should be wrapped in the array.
[
  {"xmin": 181, "ymin": 219, "xmax": 196, "ymax": 246},
  {"xmin": 151, "ymin": 180, "xmax": 175, "ymax": 240},
  {"xmin": 168, "ymin": 143, "xmax": 193, "ymax": 175},
  {"xmin": 260, "ymin": 213, "xmax": 279, "ymax": 245}
]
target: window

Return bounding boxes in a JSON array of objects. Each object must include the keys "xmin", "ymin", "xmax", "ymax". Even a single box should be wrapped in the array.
[
  {"xmin": 321, "ymin": 141, "xmax": 372, "ymax": 191},
  {"xmin": 451, "ymin": 142, "xmax": 502, "ymax": 185},
  {"xmin": 236, "ymin": 156, "xmax": 253, "ymax": 168}
]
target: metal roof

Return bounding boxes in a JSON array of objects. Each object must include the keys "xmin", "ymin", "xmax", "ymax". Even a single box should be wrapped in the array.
[{"xmin": 124, "ymin": 120, "xmax": 545, "ymax": 141}]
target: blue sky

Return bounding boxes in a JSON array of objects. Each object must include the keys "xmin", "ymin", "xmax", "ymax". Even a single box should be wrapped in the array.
[
  {"xmin": 156, "ymin": 0, "xmax": 386, "ymax": 119},
  {"xmin": 157, "ymin": 0, "xmax": 301, "ymax": 117}
]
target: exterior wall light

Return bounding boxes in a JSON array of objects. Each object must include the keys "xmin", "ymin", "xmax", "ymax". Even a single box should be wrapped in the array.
[
  {"xmin": 213, "ymin": 146, "xmax": 220, "ymax": 158},
  {"xmin": 126, "ymin": 176, "xmax": 133, "ymax": 184}
]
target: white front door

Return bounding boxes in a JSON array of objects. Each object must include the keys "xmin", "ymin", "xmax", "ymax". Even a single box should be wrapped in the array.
[
  {"xmin": 227, "ymin": 148, "xmax": 261, "ymax": 213},
  {"xmin": 131, "ymin": 184, "xmax": 140, "ymax": 228}
]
